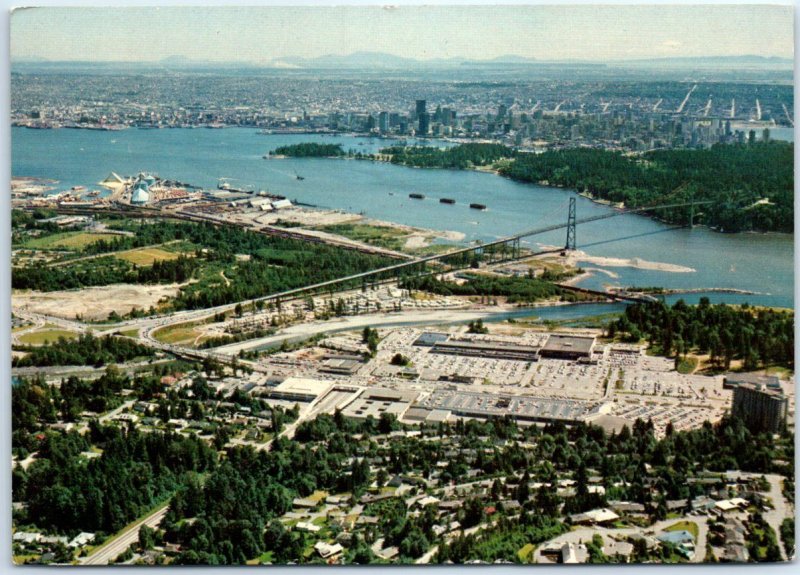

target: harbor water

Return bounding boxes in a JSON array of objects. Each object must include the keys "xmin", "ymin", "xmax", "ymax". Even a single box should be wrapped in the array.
[{"xmin": 12, "ymin": 127, "xmax": 794, "ymax": 309}]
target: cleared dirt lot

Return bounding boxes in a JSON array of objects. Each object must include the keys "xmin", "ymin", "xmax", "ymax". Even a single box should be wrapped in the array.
[{"xmin": 13, "ymin": 283, "xmax": 183, "ymax": 320}]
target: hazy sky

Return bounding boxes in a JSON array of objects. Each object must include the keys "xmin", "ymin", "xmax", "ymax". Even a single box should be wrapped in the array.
[{"xmin": 10, "ymin": 4, "xmax": 794, "ymax": 63}]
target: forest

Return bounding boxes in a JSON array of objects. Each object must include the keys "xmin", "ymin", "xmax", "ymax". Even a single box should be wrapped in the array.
[
  {"xmin": 501, "ymin": 142, "xmax": 793, "ymax": 232},
  {"xmin": 13, "ymin": 219, "xmax": 392, "ymax": 310},
  {"xmin": 401, "ymin": 273, "xmax": 594, "ymax": 304},
  {"xmin": 379, "ymin": 143, "xmax": 512, "ymax": 169},
  {"xmin": 12, "ymin": 255, "xmax": 198, "ymax": 291},
  {"xmin": 611, "ymin": 299, "xmax": 794, "ymax": 370},
  {"xmin": 357, "ymin": 140, "xmax": 792, "ymax": 232},
  {"xmin": 13, "ymin": 424, "xmax": 216, "ymax": 535},
  {"xmin": 12, "ymin": 334, "xmax": 155, "ymax": 368},
  {"xmin": 271, "ymin": 143, "xmax": 345, "ymax": 157}
]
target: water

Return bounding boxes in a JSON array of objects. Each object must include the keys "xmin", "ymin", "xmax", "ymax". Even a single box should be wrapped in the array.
[{"xmin": 12, "ymin": 127, "xmax": 793, "ymax": 308}]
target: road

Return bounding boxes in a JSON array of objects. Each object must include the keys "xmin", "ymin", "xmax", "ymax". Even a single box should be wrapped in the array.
[
  {"xmin": 211, "ymin": 308, "xmax": 497, "ymax": 355},
  {"xmin": 80, "ymin": 505, "xmax": 169, "ymax": 565},
  {"xmin": 763, "ymin": 474, "xmax": 792, "ymax": 561},
  {"xmin": 229, "ymin": 387, "xmax": 363, "ymax": 451}
]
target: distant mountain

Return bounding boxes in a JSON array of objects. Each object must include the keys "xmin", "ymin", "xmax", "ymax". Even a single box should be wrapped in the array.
[
  {"xmin": 11, "ymin": 52, "xmax": 792, "ymax": 74},
  {"xmin": 270, "ymin": 51, "xmax": 424, "ymax": 69},
  {"xmin": 617, "ymin": 55, "xmax": 793, "ymax": 68},
  {"xmin": 263, "ymin": 52, "xmax": 790, "ymax": 70},
  {"xmin": 268, "ymin": 52, "xmax": 550, "ymax": 69}
]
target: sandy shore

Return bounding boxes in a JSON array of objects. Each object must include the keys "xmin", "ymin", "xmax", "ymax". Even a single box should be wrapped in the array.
[{"xmin": 557, "ymin": 249, "xmax": 696, "ymax": 273}]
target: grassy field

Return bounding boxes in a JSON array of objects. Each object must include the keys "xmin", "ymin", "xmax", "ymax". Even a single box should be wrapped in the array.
[
  {"xmin": 152, "ymin": 321, "xmax": 205, "ymax": 346},
  {"xmin": 18, "ymin": 328, "xmax": 78, "ymax": 345},
  {"xmin": 117, "ymin": 328, "xmax": 141, "ymax": 338},
  {"xmin": 115, "ymin": 247, "xmax": 181, "ymax": 266},
  {"xmin": 316, "ymin": 223, "xmax": 409, "ymax": 251},
  {"xmin": 23, "ymin": 232, "xmax": 121, "ymax": 250}
]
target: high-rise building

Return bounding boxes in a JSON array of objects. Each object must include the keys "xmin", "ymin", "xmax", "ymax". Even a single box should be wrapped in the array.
[
  {"xmin": 418, "ymin": 112, "xmax": 430, "ymax": 136},
  {"xmin": 378, "ymin": 111, "xmax": 389, "ymax": 134},
  {"xmin": 497, "ymin": 104, "xmax": 507, "ymax": 121},
  {"xmin": 732, "ymin": 383, "xmax": 788, "ymax": 434},
  {"xmin": 415, "ymin": 100, "xmax": 427, "ymax": 119}
]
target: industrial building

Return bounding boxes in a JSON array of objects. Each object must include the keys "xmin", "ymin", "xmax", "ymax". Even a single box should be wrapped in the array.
[
  {"xmin": 430, "ymin": 339, "xmax": 540, "ymax": 362},
  {"xmin": 131, "ymin": 182, "xmax": 151, "ymax": 205},
  {"xmin": 266, "ymin": 377, "xmax": 332, "ymax": 403},
  {"xmin": 732, "ymin": 383, "xmax": 789, "ymax": 433},
  {"xmin": 420, "ymin": 390, "xmax": 591, "ymax": 424},
  {"xmin": 413, "ymin": 332, "xmax": 450, "ymax": 347},
  {"xmin": 341, "ymin": 388, "xmax": 418, "ymax": 421},
  {"xmin": 272, "ymin": 199, "xmax": 293, "ymax": 210},
  {"xmin": 539, "ymin": 334, "xmax": 596, "ymax": 360}
]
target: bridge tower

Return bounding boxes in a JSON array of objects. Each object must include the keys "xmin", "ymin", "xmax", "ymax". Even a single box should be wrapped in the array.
[{"xmin": 565, "ymin": 197, "xmax": 577, "ymax": 250}]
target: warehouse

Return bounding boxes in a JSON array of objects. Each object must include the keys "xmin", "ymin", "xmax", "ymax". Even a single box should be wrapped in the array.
[{"xmin": 266, "ymin": 377, "xmax": 332, "ymax": 403}]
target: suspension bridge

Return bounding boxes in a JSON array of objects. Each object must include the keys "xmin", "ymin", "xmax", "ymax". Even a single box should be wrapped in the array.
[{"xmin": 238, "ymin": 196, "xmax": 712, "ymax": 307}]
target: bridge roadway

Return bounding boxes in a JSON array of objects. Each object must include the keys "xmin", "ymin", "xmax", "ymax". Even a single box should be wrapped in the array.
[{"xmin": 207, "ymin": 199, "xmax": 711, "ymax": 308}]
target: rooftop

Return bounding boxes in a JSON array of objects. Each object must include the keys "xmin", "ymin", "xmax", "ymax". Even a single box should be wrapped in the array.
[{"xmin": 541, "ymin": 334, "xmax": 596, "ymax": 355}]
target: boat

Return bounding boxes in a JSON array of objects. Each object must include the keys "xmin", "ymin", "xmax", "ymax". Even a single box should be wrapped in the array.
[
  {"xmin": 294, "ymin": 171, "xmax": 305, "ymax": 181},
  {"xmin": 440, "ymin": 198, "xmax": 456, "ymax": 204},
  {"xmin": 469, "ymin": 203, "xmax": 487, "ymax": 210},
  {"xmin": 409, "ymin": 193, "xmax": 425, "ymax": 200}
]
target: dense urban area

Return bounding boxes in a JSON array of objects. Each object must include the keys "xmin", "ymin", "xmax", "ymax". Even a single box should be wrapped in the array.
[
  {"xmin": 10, "ymin": 56, "xmax": 795, "ymax": 566},
  {"xmin": 11, "ymin": 59, "xmax": 794, "ymax": 153}
]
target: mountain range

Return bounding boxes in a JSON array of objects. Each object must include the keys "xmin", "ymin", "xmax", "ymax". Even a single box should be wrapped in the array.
[{"xmin": 13, "ymin": 52, "xmax": 793, "ymax": 71}]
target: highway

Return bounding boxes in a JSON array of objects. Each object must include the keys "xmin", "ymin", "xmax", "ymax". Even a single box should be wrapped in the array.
[{"xmin": 80, "ymin": 505, "xmax": 169, "ymax": 565}]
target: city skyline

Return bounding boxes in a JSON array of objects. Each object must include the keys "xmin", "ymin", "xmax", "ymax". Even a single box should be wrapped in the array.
[{"xmin": 11, "ymin": 4, "xmax": 794, "ymax": 64}]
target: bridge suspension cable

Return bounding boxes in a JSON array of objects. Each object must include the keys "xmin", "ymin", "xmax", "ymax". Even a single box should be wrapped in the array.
[{"xmin": 244, "ymin": 198, "xmax": 713, "ymax": 306}]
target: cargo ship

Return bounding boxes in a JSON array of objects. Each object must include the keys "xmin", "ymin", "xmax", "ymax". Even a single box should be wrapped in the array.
[
  {"xmin": 409, "ymin": 193, "xmax": 425, "ymax": 200},
  {"xmin": 469, "ymin": 203, "xmax": 487, "ymax": 210},
  {"xmin": 439, "ymin": 198, "xmax": 456, "ymax": 204}
]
